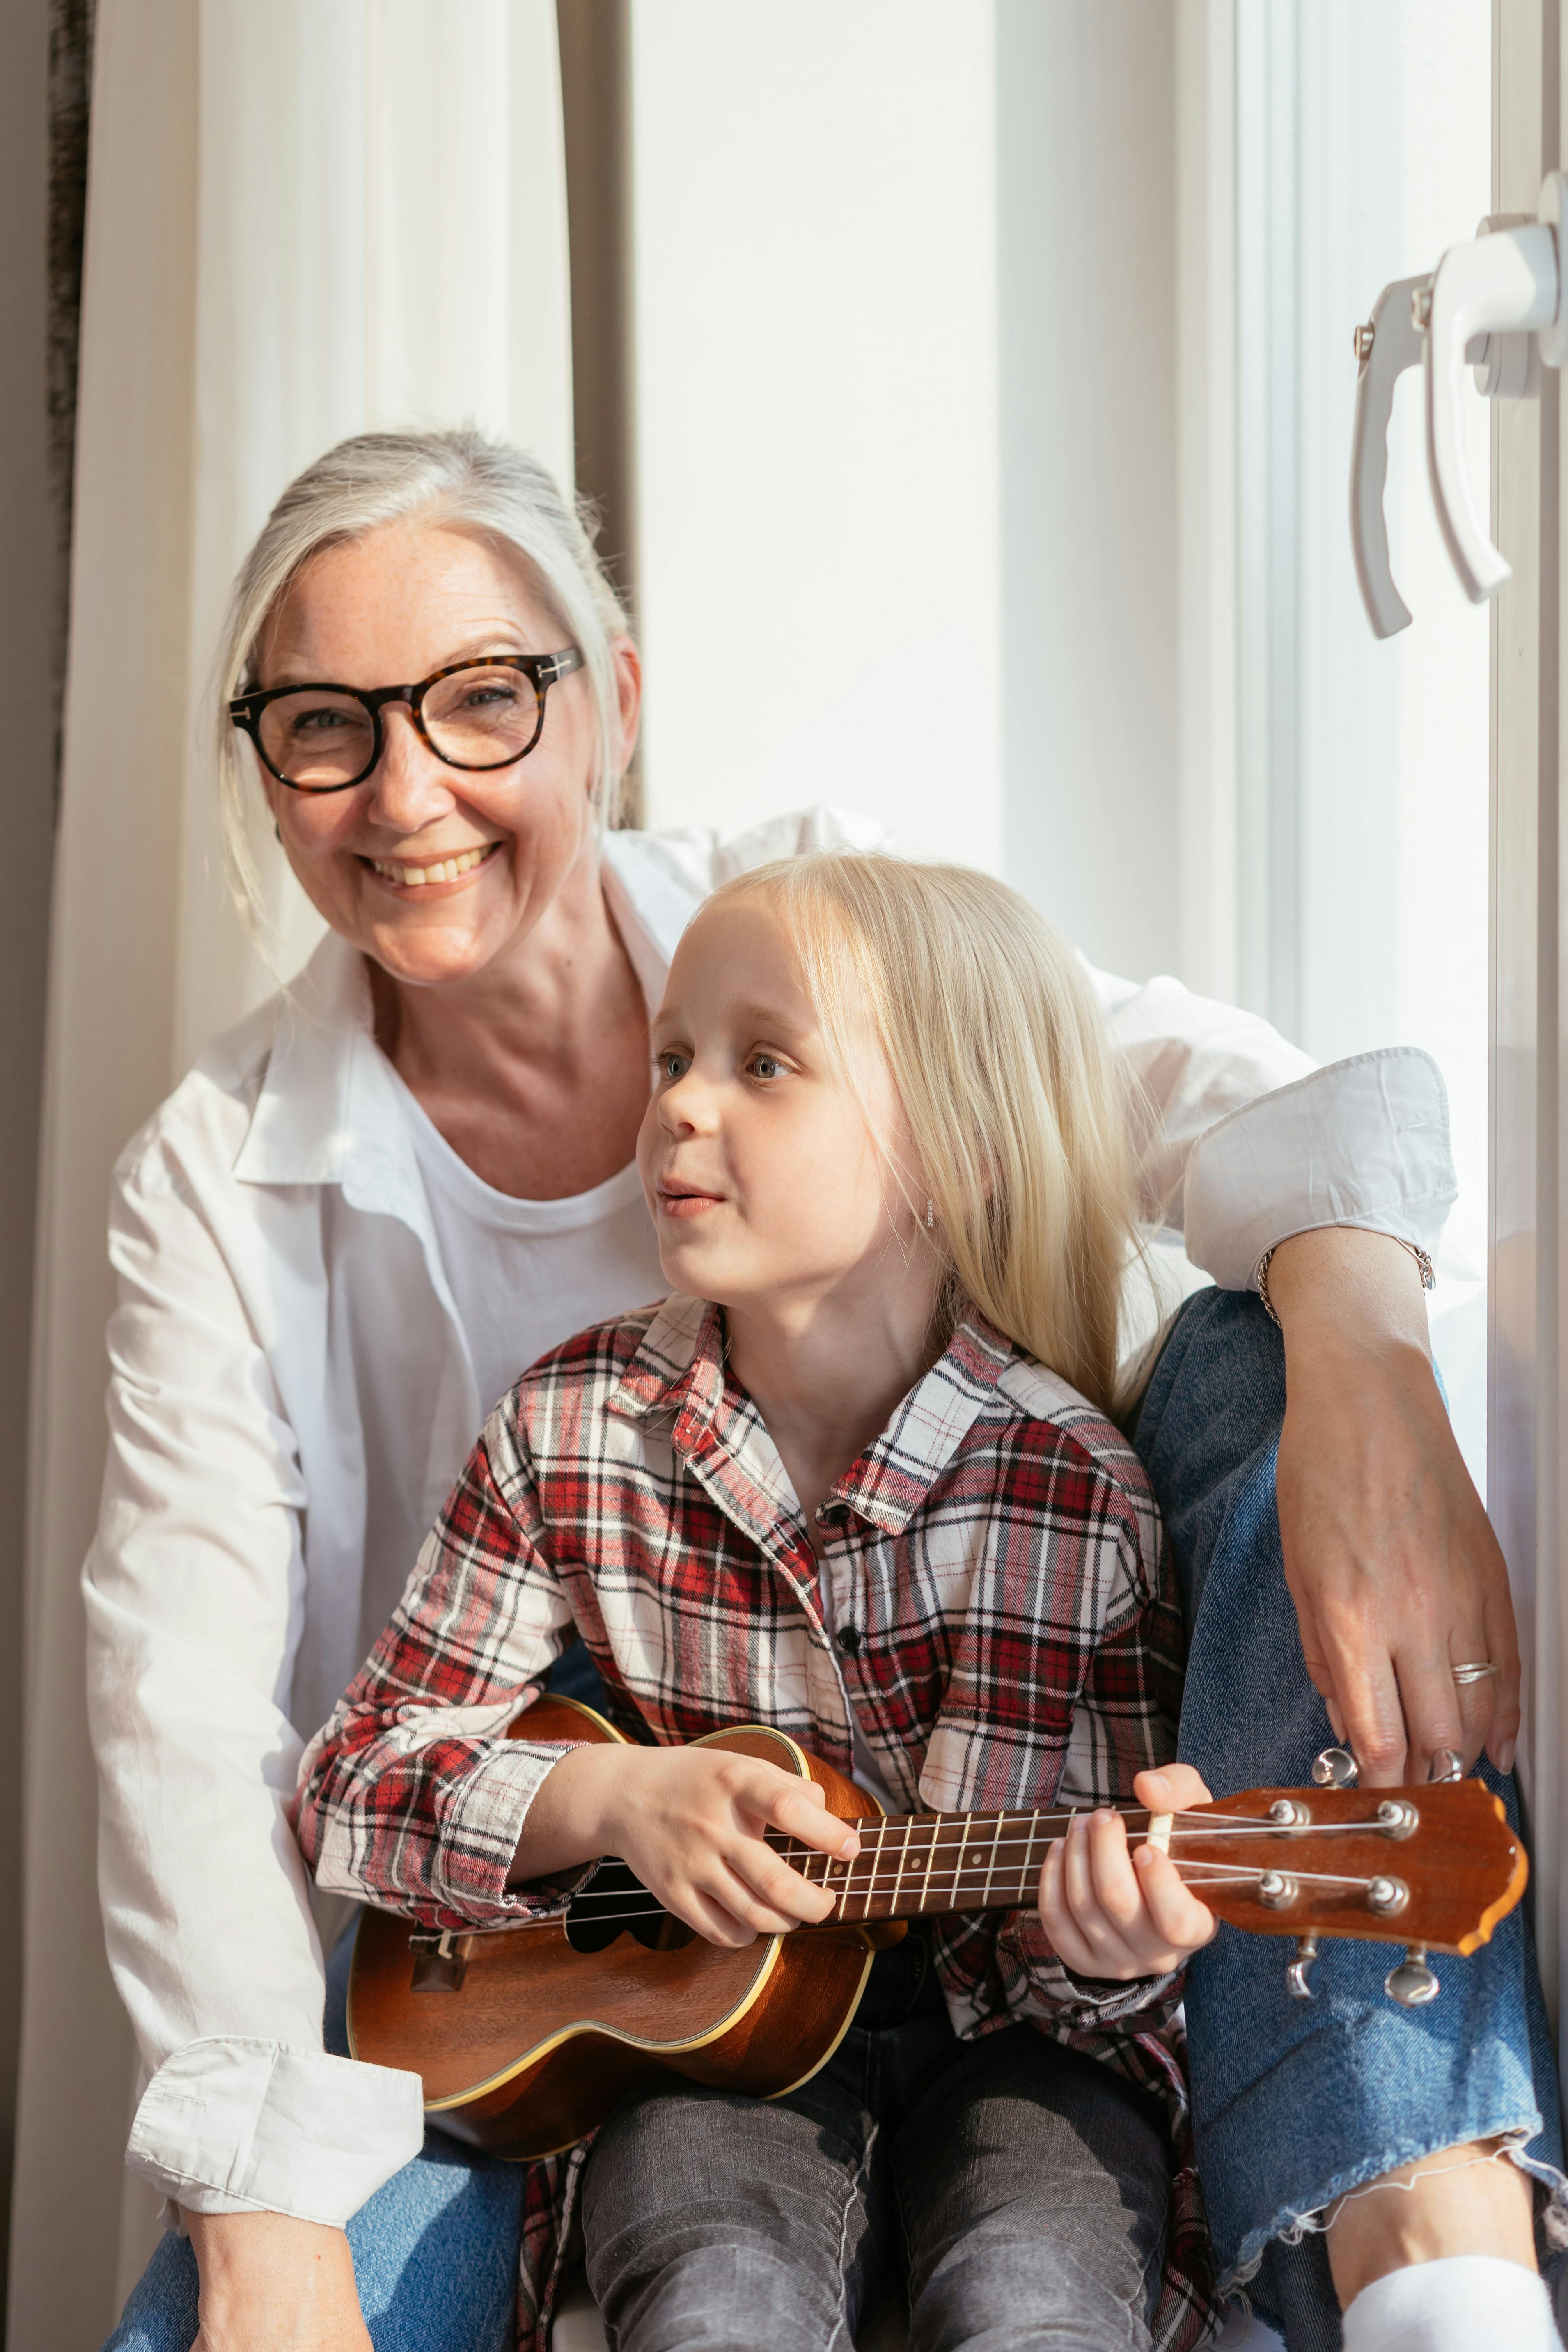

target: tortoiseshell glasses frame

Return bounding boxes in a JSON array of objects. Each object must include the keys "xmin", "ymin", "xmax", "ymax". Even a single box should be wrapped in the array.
[{"xmin": 227, "ymin": 648, "xmax": 585, "ymax": 793}]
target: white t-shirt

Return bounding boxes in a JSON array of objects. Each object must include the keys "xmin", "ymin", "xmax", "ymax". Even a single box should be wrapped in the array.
[{"xmin": 390, "ymin": 1067, "xmax": 667, "ymax": 1421}]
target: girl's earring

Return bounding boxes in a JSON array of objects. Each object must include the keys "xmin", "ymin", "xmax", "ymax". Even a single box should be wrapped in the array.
[{"xmin": 925, "ymin": 1199, "xmax": 935, "ymax": 1230}]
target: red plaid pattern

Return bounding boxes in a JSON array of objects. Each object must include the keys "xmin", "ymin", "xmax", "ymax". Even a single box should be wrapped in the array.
[{"xmin": 295, "ymin": 1296, "xmax": 1215, "ymax": 2350}]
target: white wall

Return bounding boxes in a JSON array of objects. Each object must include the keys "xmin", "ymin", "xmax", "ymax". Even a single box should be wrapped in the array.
[
  {"xmin": 630, "ymin": 0, "xmax": 1003, "ymax": 873},
  {"xmin": 630, "ymin": 4, "xmax": 1189, "ymax": 986},
  {"xmin": 995, "ymin": 0, "xmax": 1182, "ymax": 984}
]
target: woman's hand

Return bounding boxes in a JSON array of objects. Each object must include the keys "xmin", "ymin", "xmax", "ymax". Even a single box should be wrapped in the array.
[
  {"xmin": 510, "ymin": 1743, "xmax": 861, "ymax": 1946},
  {"xmin": 186, "ymin": 2212, "xmax": 371, "ymax": 2352},
  {"xmin": 1038, "ymin": 1765, "xmax": 1217, "ymax": 1980},
  {"xmin": 1269, "ymin": 1227, "xmax": 1520, "ymax": 1786}
]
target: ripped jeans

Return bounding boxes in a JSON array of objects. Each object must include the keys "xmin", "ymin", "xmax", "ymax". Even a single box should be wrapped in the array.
[{"xmin": 1131, "ymin": 1288, "xmax": 1566, "ymax": 2351}]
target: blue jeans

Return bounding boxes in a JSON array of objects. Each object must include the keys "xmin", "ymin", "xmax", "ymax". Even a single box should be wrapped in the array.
[
  {"xmin": 102, "ymin": 1925, "xmax": 524, "ymax": 2352},
  {"xmin": 1131, "ymin": 1287, "xmax": 1566, "ymax": 2350}
]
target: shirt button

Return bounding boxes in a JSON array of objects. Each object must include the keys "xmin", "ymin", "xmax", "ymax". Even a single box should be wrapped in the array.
[{"xmin": 837, "ymin": 1624, "xmax": 862, "ymax": 1658}]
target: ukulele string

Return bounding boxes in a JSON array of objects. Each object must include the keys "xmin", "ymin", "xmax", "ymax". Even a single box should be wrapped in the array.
[
  {"xmin": 502, "ymin": 1850, "xmax": 1385, "ymax": 1936},
  {"xmin": 466, "ymin": 1804, "xmax": 1419, "ymax": 1937},
  {"xmin": 777, "ymin": 1817, "xmax": 1407, "ymax": 1900}
]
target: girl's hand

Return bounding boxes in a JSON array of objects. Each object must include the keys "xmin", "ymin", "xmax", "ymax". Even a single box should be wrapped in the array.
[
  {"xmin": 186, "ymin": 2212, "xmax": 371, "ymax": 2352},
  {"xmin": 513, "ymin": 1742, "xmax": 860, "ymax": 1947},
  {"xmin": 1038, "ymin": 1765, "xmax": 1217, "ymax": 1980}
]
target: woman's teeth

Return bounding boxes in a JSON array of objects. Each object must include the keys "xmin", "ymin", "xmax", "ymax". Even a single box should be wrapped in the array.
[{"xmin": 370, "ymin": 845, "xmax": 492, "ymax": 887}]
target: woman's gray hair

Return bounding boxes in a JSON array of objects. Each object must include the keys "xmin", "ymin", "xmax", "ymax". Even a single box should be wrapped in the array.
[{"xmin": 215, "ymin": 425, "xmax": 631, "ymax": 940}]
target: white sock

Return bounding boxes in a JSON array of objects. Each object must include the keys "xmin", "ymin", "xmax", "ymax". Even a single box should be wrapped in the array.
[{"xmin": 1342, "ymin": 2256, "xmax": 1559, "ymax": 2352}]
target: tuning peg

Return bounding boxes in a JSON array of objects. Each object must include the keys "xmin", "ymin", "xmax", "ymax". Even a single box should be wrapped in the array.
[
  {"xmin": 1286, "ymin": 1934, "xmax": 1319, "ymax": 2001},
  {"xmin": 1312, "ymin": 1746, "xmax": 1359, "ymax": 1788},
  {"xmin": 1385, "ymin": 1944, "xmax": 1441, "ymax": 2007}
]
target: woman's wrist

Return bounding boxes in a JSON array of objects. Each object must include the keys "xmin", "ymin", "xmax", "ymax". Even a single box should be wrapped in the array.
[
  {"xmin": 1261, "ymin": 1226, "xmax": 1434, "ymax": 1356},
  {"xmin": 185, "ymin": 2210, "xmax": 368, "ymax": 2349}
]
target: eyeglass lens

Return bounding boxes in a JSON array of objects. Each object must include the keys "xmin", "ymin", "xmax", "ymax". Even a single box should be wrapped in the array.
[{"xmin": 257, "ymin": 665, "xmax": 542, "ymax": 789}]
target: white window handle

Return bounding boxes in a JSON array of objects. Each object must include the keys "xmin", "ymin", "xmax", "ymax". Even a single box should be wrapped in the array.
[
  {"xmin": 1349, "ymin": 275, "xmax": 1428, "ymax": 638},
  {"xmin": 1425, "ymin": 177, "xmax": 1568, "ymax": 603}
]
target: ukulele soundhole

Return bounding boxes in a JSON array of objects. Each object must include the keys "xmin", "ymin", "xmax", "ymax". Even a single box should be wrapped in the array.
[{"xmin": 565, "ymin": 1861, "xmax": 695, "ymax": 1955}]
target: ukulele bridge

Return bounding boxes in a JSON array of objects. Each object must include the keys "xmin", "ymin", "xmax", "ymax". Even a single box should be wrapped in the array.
[{"xmin": 409, "ymin": 1928, "xmax": 472, "ymax": 1992}]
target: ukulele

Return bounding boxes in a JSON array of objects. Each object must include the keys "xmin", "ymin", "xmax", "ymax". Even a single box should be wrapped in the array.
[{"xmin": 346, "ymin": 1695, "xmax": 1527, "ymax": 2160}]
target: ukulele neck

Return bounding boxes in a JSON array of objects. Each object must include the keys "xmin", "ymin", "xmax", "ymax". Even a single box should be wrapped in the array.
[{"xmin": 782, "ymin": 1806, "xmax": 1151, "ymax": 1922}]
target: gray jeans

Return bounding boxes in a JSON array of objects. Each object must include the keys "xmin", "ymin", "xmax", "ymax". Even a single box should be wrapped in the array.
[{"xmin": 579, "ymin": 1947, "xmax": 1170, "ymax": 2352}]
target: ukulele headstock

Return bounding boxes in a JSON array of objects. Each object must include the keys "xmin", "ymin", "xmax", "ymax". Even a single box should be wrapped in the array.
[{"xmin": 1177, "ymin": 1781, "xmax": 1525, "ymax": 2004}]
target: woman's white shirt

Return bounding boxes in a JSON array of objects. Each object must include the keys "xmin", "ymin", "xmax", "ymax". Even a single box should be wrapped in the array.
[{"xmin": 86, "ymin": 810, "xmax": 1458, "ymax": 2228}]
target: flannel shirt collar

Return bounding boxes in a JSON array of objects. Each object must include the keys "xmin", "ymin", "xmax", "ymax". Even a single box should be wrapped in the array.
[{"xmin": 606, "ymin": 1293, "xmax": 1019, "ymax": 1540}]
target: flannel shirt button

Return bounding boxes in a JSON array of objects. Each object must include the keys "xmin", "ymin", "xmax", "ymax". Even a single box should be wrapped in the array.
[{"xmin": 836, "ymin": 1624, "xmax": 862, "ymax": 1658}]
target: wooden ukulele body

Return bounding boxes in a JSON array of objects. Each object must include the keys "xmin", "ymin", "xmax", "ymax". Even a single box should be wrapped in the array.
[{"xmin": 347, "ymin": 1699, "xmax": 892, "ymax": 2158}]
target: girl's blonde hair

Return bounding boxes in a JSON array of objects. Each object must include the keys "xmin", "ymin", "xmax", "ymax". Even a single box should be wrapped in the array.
[
  {"xmin": 711, "ymin": 852, "xmax": 1142, "ymax": 1419},
  {"xmin": 215, "ymin": 425, "xmax": 631, "ymax": 941}
]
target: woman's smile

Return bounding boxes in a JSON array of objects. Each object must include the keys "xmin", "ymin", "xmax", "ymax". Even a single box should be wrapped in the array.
[{"xmin": 359, "ymin": 839, "xmax": 502, "ymax": 896}]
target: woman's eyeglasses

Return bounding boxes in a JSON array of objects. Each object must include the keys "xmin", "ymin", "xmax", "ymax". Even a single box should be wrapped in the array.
[{"xmin": 228, "ymin": 649, "xmax": 585, "ymax": 793}]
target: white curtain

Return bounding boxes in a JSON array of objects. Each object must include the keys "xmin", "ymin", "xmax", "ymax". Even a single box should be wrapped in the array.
[{"xmin": 9, "ymin": 5, "xmax": 573, "ymax": 2339}]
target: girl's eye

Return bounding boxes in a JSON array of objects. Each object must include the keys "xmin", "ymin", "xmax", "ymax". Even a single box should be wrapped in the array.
[
  {"xmin": 749, "ymin": 1053, "xmax": 783, "ymax": 1081},
  {"xmin": 657, "ymin": 1051, "xmax": 690, "ymax": 1082}
]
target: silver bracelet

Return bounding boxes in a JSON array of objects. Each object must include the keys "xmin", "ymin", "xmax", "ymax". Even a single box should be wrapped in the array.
[{"xmin": 1254, "ymin": 1236, "xmax": 1435, "ymax": 1330}]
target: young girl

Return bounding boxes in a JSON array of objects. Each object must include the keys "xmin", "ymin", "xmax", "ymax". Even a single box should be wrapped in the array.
[{"xmin": 294, "ymin": 851, "xmax": 1220, "ymax": 2352}]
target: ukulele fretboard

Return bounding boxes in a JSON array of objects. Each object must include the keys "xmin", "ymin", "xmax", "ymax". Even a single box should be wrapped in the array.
[{"xmin": 769, "ymin": 1806, "xmax": 1158, "ymax": 1921}]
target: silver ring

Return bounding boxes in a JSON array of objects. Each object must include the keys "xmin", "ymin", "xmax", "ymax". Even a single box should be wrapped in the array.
[
  {"xmin": 1451, "ymin": 1660, "xmax": 1498, "ymax": 1686},
  {"xmin": 1430, "ymin": 1748, "xmax": 1465, "ymax": 1783}
]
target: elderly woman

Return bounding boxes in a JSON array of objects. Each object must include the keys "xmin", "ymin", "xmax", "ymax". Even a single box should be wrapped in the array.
[{"xmin": 94, "ymin": 429, "xmax": 1558, "ymax": 2352}]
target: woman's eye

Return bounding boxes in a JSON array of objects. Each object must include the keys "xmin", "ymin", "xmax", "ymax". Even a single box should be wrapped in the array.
[{"xmin": 292, "ymin": 706, "xmax": 362, "ymax": 738}]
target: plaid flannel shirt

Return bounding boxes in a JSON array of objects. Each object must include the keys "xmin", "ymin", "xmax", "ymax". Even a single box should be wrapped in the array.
[{"xmin": 295, "ymin": 1295, "xmax": 1216, "ymax": 2350}]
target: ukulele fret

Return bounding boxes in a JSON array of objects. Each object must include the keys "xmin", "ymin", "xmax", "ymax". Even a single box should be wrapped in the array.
[
  {"xmin": 887, "ymin": 1810, "xmax": 913, "ymax": 1918},
  {"xmin": 857, "ymin": 1815, "xmax": 892, "ymax": 1920},
  {"xmin": 948, "ymin": 1812, "xmax": 971, "ymax": 1910},
  {"xmin": 918, "ymin": 1813, "xmax": 942, "ymax": 1914}
]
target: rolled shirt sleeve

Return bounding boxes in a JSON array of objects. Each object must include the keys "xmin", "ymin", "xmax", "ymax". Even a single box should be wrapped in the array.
[
  {"xmin": 126, "ymin": 2042, "xmax": 424, "ymax": 2228},
  {"xmin": 1182, "ymin": 1047, "xmax": 1457, "ymax": 1291},
  {"xmin": 1087, "ymin": 965, "xmax": 1456, "ymax": 1281}
]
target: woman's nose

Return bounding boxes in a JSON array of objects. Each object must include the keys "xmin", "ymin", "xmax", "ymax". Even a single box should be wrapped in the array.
[{"xmin": 362, "ymin": 705, "xmax": 457, "ymax": 834}]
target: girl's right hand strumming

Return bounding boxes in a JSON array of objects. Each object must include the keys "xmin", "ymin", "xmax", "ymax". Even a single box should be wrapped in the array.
[{"xmin": 510, "ymin": 1744, "xmax": 861, "ymax": 1947}]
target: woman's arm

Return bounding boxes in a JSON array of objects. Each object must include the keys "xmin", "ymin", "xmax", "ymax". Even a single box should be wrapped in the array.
[
  {"xmin": 89, "ymin": 1123, "xmax": 422, "ymax": 2336},
  {"xmin": 1093, "ymin": 970, "xmax": 1495, "ymax": 1781},
  {"xmin": 1267, "ymin": 1226, "xmax": 1517, "ymax": 1785},
  {"xmin": 183, "ymin": 2214, "xmax": 369, "ymax": 2352}
]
